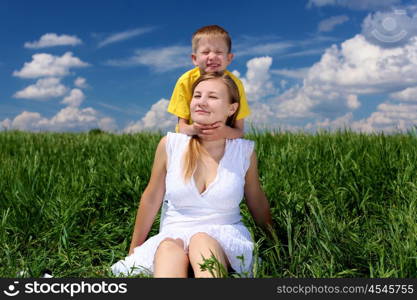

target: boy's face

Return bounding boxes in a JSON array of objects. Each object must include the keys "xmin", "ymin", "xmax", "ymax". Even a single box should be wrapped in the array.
[{"xmin": 192, "ymin": 36, "xmax": 233, "ymax": 74}]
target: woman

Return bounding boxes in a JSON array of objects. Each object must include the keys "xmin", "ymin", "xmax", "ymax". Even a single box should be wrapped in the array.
[{"xmin": 111, "ymin": 72, "xmax": 272, "ymax": 277}]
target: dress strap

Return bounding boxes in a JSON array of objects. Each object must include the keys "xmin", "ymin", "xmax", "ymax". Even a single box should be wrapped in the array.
[
  {"xmin": 166, "ymin": 132, "xmax": 190, "ymax": 168},
  {"xmin": 223, "ymin": 138, "xmax": 255, "ymax": 175}
]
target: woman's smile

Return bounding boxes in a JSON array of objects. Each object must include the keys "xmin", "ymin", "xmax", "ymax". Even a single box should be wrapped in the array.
[{"xmin": 195, "ymin": 109, "xmax": 209, "ymax": 114}]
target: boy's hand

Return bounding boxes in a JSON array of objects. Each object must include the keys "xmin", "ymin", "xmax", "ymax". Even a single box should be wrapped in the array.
[
  {"xmin": 180, "ymin": 122, "xmax": 204, "ymax": 136},
  {"xmin": 197, "ymin": 121, "xmax": 227, "ymax": 141},
  {"xmin": 179, "ymin": 121, "xmax": 220, "ymax": 136},
  {"xmin": 191, "ymin": 122, "xmax": 209, "ymax": 135}
]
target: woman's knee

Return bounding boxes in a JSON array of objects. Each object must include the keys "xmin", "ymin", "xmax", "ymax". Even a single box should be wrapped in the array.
[
  {"xmin": 188, "ymin": 233, "xmax": 229, "ymax": 277},
  {"xmin": 153, "ymin": 238, "xmax": 189, "ymax": 277},
  {"xmin": 156, "ymin": 238, "xmax": 185, "ymax": 253},
  {"xmin": 188, "ymin": 232, "xmax": 226, "ymax": 259},
  {"xmin": 189, "ymin": 232, "xmax": 216, "ymax": 246},
  {"xmin": 154, "ymin": 238, "xmax": 189, "ymax": 266}
]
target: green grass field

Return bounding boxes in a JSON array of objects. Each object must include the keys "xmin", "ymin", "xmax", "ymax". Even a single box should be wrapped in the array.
[{"xmin": 0, "ymin": 130, "xmax": 416, "ymax": 278}]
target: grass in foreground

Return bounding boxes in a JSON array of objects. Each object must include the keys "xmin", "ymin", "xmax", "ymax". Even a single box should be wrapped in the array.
[{"xmin": 0, "ymin": 130, "xmax": 416, "ymax": 277}]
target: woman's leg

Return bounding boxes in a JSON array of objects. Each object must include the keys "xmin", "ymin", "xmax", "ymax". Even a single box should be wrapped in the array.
[
  {"xmin": 153, "ymin": 238, "xmax": 189, "ymax": 278},
  {"xmin": 188, "ymin": 232, "xmax": 229, "ymax": 278}
]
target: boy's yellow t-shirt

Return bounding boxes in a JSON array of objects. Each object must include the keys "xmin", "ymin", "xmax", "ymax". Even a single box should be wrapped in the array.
[{"xmin": 167, "ymin": 67, "xmax": 251, "ymax": 129}]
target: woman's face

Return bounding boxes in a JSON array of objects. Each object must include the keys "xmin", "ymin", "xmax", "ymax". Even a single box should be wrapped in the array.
[{"xmin": 190, "ymin": 78, "xmax": 237, "ymax": 125}]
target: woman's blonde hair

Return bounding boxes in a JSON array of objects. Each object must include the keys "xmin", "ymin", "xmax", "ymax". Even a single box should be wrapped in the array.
[{"xmin": 183, "ymin": 72, "xmax": 240, "ymax": 182}]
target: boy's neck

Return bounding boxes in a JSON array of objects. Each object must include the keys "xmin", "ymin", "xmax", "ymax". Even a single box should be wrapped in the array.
[{"xmin": 198, "ymin": 67, "xmax": 227, "ymax": 75}]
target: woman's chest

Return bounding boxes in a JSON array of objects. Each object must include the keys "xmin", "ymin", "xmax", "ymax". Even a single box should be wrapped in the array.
[{"xmin": 193, "ymin": 158, "xmax": 220, "ymax": 195}]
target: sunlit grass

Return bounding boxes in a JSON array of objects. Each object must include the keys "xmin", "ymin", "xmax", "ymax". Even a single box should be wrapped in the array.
[{"xmin": 0, "ymin": 129, "xmax": 416, "ymax": 277}]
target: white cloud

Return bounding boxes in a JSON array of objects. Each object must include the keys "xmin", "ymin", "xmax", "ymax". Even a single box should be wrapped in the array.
[
  {"xmin": 305, "ymin": 34, "xmax": 417, "ymax": 94},
  {"xmin": 61, "ymin": 89, "xmax": 85, "ymax": 107},
  {"xmin": 318, "ymin": 15, "xmax": 349, "ymax": 32},
  {"xmin": 265, "ymin": 33, "xmax": 417, "ymax": 127},
  {"xmin": 1, "ymin": 118, "xmax": 11, "ymax": 130},
  {"xmin": 271, "ymin": 68, "xmax": 309, "ymax": 79},
  {"xmin": 5, "ymin": 57, "xmax": 116, "ymax": 132},
  {"xmin": 98, "ymin": 27, "xmax": 155, "ymax": 48},
  {"xmin": 235, "ymin": 27, "xmax": 417, "ymax": 132},
  {"xmin": 107, "ymin": 46, "xmax": 190, "ymax": 72},
  {"xmin": 346, "ymin": 94, "xmax": 361, "ymax": 109},
  {"xmin": 235, "ymin": 41, "xmax": 294, "ymax": 57},
  {"xmin": 13, "ymin": 77, "xmax": 68, "ymax": 100},
  {"xmin": 307, "ymin": 112, "xmax": 354, "ymax": 130},
  {"xmin": 390, "ymin": 86, "xmax": 417, "ymax": 101},
  {"xmin": 47, "ymin": 106, "xmax": 98, "ymax": 129},
  {"xmin": 6, "ymin": 107, "xmax": 116, "ymax": 132},
  {"xmin": 9, "ymin": 111, "xmax": 44, "ymax": 131},
  {"xmin": 4, "ymin": 85, "xmax": 117, "ymax": 132},
  {"xmin": 24, "ymin": 33, "xmax": 82, "ymax": 49},
  {"xmin": 13, "ymin": 52, "xmax": 89, "ymax": 79},
  {"xmin": 268, "ymin": 27, "xmax": 417, "ymax": 132},
  {"xmin": 98, "ymin": 117, "xmax": 118, "ymax": 132},
  {"xmin": 279, "ymin": 48, "xmax": 326, "ymax": 58},
  {"xmin": 307, "ymin": 0, "xmax": 401, "ymax": 10},
  {"xmin": 351, "ymin": 102, "xmax": 417, "ymax": 132},
  {"xmin": 232, "ymin": 56, "xmax": 276, "ymax": 102},
  {"xmin": 245, "ymin": 102, "xmax": 278, "ymax": 129},
  {"xmin": 124, "ymin": 98, "xmax": 177, "ymax": 133},
  {"xmin": 74, "ymin": 77, "xmax": 88, "ymax": 88},
  {"xmin": 233, "ymin": 35, "xmax": 334, "ymax": 59},
  {"xmin": 274, "ymin": 86, "xmax": 316, "ymax": 120}
]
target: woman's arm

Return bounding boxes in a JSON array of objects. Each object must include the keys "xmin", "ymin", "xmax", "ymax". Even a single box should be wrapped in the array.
[
  {"xmin": 128, "ymin": 136, "xmax": 168, "ymax": 255},
  {"xmin": 244, "ymin": 150, "xmax": 273, "ymax": 230}
]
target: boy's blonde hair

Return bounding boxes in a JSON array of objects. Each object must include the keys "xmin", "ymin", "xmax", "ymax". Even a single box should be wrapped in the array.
[{"xmin": 192, "ymin": 25, "xmax": 232, "ymax": 54}]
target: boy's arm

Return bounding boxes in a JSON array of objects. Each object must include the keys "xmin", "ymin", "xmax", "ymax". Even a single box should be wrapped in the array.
[
  {"xmin": 230, "ymin": 119, "xmax": 244, "ymax": 138},
  {"xmin": 178, "ymin": 118, "xmax": 198, "ymax": 135},
  {"xmin": 179, "ymin": 117, "xmax": 229, "ymax": 137},
  {"xmin": 167, "ymin": 74, "xmax": 192, "ymax": 129}
]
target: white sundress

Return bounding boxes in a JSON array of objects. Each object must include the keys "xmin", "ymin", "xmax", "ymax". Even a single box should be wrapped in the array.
[{"xmin": 111, "ymin": 132, "xmax": 255, "ymax": 277}]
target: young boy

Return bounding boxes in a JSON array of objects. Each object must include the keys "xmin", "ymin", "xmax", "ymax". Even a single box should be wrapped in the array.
[{"xmin": 167, "ymin": 25, "xmax": 250, "ymax": 139}]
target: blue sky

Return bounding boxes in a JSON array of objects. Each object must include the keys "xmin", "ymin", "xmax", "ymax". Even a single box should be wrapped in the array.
[{"xmin": 1, "ymin": 0, "xmax": 417, "ymax": 133}]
